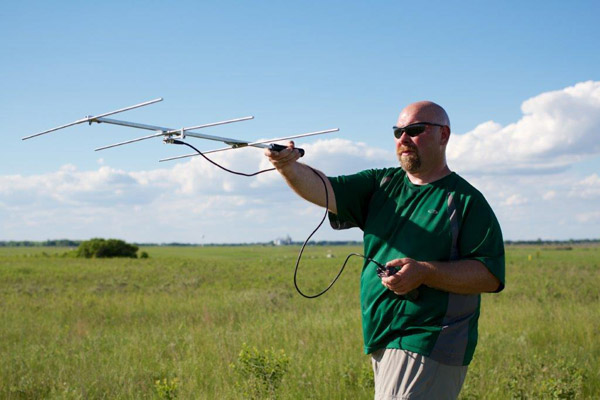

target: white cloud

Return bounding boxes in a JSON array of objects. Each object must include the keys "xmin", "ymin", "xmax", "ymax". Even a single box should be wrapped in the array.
[
  {"xmin": 542, "ymin": 191, "xmax": 557, "ymax": 200},
  {"xmin": 300, "ymin": 138, "xmax": 395, "ymax": 174},
  {"xmin": 448, "ymin": 81, "xmax": 600, "ymax": 174},
  {"xmin": 575, "ymin": 211, "xmax": 600, "ymax": 224},
  {"xmin": 0, "ymin": 138, "xmax": 389, "ymax": 243},
  {"xmin": 569, "ymin": 173, "xmax": 600, "ymax": 199},
  {"xmin": 502, "ymin": 194, "xmax": 528, "ymax": 206}
]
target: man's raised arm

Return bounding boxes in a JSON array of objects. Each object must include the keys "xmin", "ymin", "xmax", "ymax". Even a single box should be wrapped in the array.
[{"xmin": 264, "ymin": 142, "xmax": 337, "ymax": 214}]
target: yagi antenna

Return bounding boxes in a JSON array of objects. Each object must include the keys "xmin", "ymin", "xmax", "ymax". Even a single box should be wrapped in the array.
[{"xmin": 22, "ymin": 98, "xmax": 338, "ymax": 160}]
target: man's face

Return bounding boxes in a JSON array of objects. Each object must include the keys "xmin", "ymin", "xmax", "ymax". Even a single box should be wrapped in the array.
[{"xmin": 394, "ymin": 104, "xmax": 449, "ymax": 174}]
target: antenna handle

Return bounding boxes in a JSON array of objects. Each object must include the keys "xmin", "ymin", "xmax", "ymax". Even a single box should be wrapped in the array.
[{"xmin": 268, "ymin": 143, "xmax": 305, "ymax": 157}]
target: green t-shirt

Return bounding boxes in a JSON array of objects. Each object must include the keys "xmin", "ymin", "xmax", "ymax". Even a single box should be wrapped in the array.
[{"xmin": 328, "ymin": 168, "xmax": 505, "ymax": 366}]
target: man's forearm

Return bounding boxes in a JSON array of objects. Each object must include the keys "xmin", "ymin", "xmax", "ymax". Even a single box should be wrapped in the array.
[
  {"xmin": 277, "ymin": 162, "xmax": 337, "ymax": 214},
  {"xmin": 421, "ymin": 259, "xmax": 500, "ymax": 294},
  {"xmin": 265, "ymin": 144, "xmax": 337, "ymax": 213}
]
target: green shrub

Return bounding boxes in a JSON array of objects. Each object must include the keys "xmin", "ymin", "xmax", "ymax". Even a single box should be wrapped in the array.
[
  {"xmin": 230, "ymin": 343, "xmax": 290, "ymax": 399},
  {"xmin": 154, "ymin": 377, "xmax": 179, "ymax": 399},
  {"xmin": 76, "ymin": 238, "xmax": 138, "ymax": 258}
]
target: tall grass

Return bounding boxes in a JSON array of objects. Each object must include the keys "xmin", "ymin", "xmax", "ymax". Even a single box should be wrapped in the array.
[{"xmin": 1, "ymin": 245, "xmax": 598, "ymax": 399}]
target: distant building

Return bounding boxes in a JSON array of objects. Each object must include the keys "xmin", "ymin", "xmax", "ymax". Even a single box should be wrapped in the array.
[{"xmin": 273, "ymin": 234, "xmax": 292, "ymax": 246}]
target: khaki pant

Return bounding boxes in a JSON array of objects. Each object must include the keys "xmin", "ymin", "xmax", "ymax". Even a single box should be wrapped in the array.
[{"xmin": 371, "ymin": 348, "xmax": 468, "ymax": 400}]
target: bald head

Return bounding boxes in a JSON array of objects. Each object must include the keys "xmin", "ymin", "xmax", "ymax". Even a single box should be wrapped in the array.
[
  {"xmin": 397, "ymin": 101, "xmax": 450, "ymax": 130},
  {"xmin": 394, "ymin": 101, "xmax": 452, "ymax": 183}
]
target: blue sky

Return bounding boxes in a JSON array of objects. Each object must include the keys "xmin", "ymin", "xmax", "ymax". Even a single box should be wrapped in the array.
[{"xmin": 2, "ymin": 1, "xmax": 599, "ymax": 243}]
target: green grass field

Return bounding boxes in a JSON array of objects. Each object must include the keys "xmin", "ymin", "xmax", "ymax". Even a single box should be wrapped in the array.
[{"xmin": 1, "ymin": 245, "xmax": 598, "ymax": 399}]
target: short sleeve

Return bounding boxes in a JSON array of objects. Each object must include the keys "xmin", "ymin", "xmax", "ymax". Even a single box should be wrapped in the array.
[
  {"xmin": 327, "ymin": 169, "xmax": 380, "ymax": 231},
  {"xmin": 458, "ymin": 194, "xmax": 506, "ymax": 292}
]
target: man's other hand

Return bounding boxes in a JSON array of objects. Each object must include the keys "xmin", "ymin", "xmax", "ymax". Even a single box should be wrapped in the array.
[{"xmin": 381, "ymin": 258, "xmax": 429, "ymax": 296}]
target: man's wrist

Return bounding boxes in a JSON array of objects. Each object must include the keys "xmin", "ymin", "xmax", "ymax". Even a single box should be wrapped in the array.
[
  {"xmin": 277, "ymin": 161, "xmax": 302, "ymax": 180},
  {"xmin": 417, "ymin": 261, "xmax": 434, "ymax": 287}
]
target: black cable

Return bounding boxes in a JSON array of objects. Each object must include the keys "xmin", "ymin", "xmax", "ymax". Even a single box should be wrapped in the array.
[
  {"xmin": 171, "ymin": 140, "xmax": 401, "ymax": 299},
  {"xmin": 288, "ymin": 169, "xmax": 394, "ymax": 298},
  {"xmin": 292, "ymin": 166, "xmax": 343, "ymax": 298},
  {"xmin": 172, "ymin": 140, "xmax": 275, "ymax": 176}
]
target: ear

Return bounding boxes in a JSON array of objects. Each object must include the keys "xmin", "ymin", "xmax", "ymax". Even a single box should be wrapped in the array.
[{"xmin": 439, "ymin": 126, "xmax": 450, "ymax": 146}]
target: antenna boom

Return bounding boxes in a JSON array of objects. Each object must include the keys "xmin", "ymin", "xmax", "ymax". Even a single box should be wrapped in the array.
[{"xmin": 159, "ymin": 128, "xmax": 339, "ymax": 162}]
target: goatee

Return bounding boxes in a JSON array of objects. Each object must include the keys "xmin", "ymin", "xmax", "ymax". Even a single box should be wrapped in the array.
[{"xmin": 398, "ymin": 150, "xmax": 421, "ymax": 173}]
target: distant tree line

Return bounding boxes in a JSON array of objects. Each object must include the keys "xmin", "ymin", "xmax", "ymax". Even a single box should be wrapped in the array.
[
  {"xmin": 0, "ymin": 239, "xmax": 81, "ymax": 247},
  {"xmin": 2, "ymin": 238, "xmax": 599, "ymax": 248},
  {"xmin": 504, "ymin": 239, "xmax": 600, "ymax": 245}
]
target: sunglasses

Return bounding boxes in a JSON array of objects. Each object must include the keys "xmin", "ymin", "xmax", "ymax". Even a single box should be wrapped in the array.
[{"xmin": 393, "ymin": 122, "xmax": 445, "ymax": 139}]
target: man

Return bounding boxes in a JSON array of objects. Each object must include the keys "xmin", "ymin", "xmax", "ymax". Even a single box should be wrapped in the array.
[{"xmin": 265, "ymin": 101, "xmax": 505, "ymax": 399}]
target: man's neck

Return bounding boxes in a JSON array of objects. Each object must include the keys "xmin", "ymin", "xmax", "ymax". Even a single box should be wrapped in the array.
[{"xmin": 406, "ymin": 165, "xmax": 452, "ymax": 185}]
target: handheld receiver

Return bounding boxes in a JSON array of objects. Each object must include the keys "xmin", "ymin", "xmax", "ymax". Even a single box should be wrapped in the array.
[
  {"xmin": 268, "ymin": 143, "xmax": 305, "ymax": 157},
  {"xmin": 374, "ymin": 261, "xmax": 420, "ymax": 302}
]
